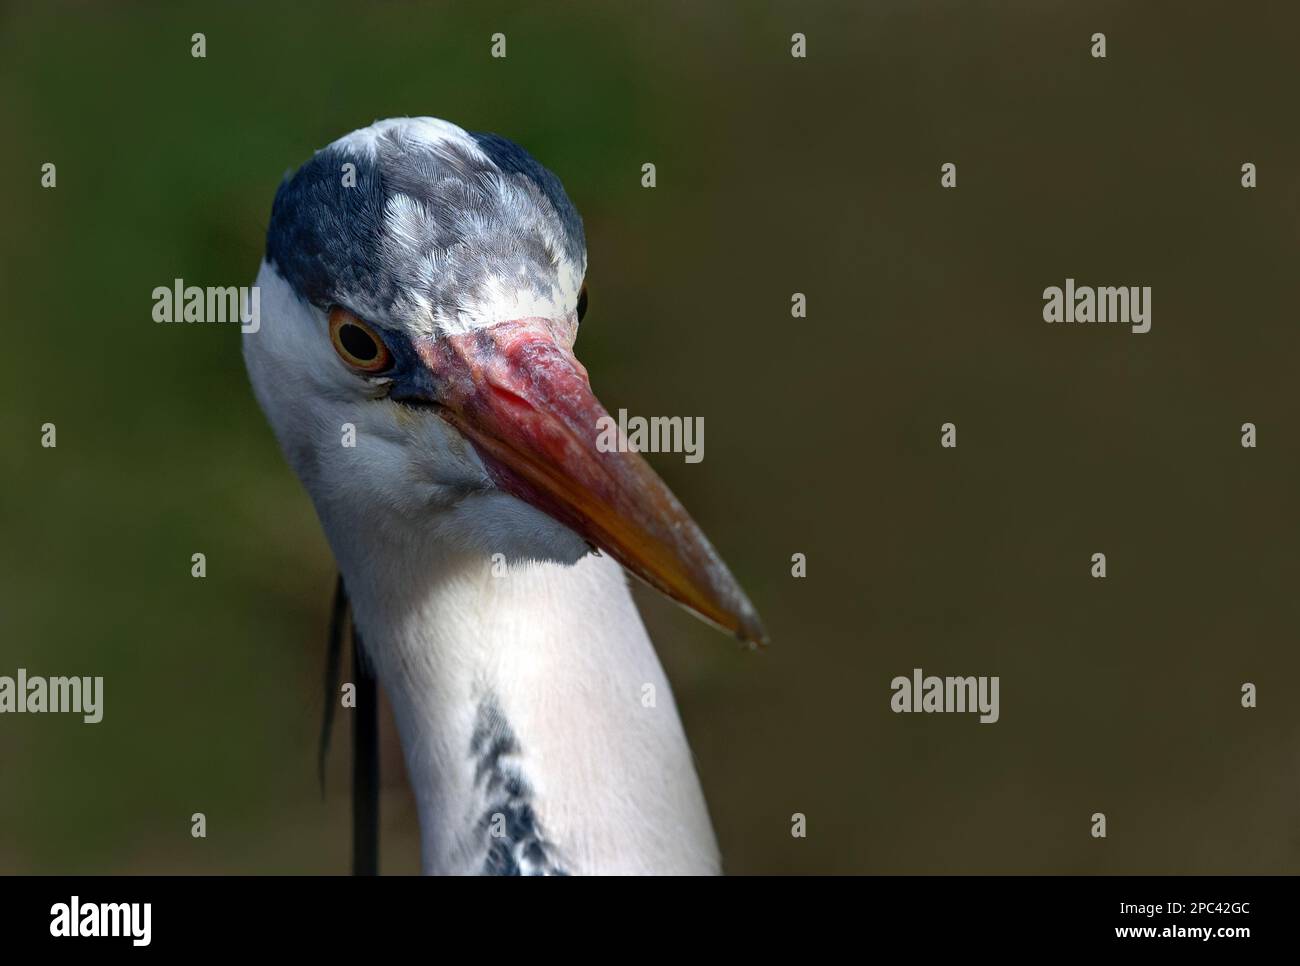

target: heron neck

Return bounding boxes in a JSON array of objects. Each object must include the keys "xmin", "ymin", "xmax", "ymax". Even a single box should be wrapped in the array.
[{"xmin": 331, "ymin": 533, "xmax": 720, "ymax": 875}]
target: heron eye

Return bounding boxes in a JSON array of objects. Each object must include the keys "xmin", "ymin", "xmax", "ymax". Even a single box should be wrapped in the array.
[
  {"xmin": 328, "ymin": 307, "xmax": 392, "ymax": 373},
  {"xmin": 576, "ymin": 284, "xmax": 588, "ymax": 323}
]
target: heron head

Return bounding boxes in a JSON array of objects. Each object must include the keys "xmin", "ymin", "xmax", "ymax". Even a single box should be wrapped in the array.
[{"xmin": 244, "ymin": 117, "xmax": 764, "ymax": 645}]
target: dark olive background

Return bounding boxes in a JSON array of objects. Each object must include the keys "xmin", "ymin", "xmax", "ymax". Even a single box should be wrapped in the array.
[{"xmin": 2, "ymin": 1, "xmax": 1297, "ymax": 874}]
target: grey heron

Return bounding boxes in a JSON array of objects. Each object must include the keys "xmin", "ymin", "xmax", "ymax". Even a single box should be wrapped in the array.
[{"xmin": 243, "ymin": 117, "xmax": 765, "ymax": 875}]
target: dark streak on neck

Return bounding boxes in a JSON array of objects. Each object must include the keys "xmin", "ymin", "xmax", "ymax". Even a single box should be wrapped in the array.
[{"xmin": 470, "ymin": 696, "xmax": 567, "ymax": 876}]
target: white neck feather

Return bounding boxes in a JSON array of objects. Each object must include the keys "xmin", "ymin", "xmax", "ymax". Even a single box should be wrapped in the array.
[{"xmin": 328, "ymin": 517, "xmax": 721, "ymax": 875}]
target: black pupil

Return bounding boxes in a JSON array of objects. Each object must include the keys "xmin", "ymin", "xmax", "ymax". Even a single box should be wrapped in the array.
[
  {"xmin": 576, "ymin": 285, "xmax": 588, "ymax": 322},
  {"xmin": 340, "ymin": 323, "xmax": 378, "ymax": 361}
]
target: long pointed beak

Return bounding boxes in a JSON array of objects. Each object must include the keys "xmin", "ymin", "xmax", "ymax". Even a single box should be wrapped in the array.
[{"xmin": 416, "ymin": 317, "xmax": 767, "ymax": 647}]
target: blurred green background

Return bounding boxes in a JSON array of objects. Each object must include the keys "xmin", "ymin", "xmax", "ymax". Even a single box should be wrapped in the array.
[{"xmin": 3, "ymin": 0, "xmax": 1298, "ymax": 874}]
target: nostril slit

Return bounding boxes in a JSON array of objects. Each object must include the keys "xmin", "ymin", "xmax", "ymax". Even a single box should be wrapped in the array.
[{"xmin": 489, "ymin": 384, "xmax": 534, "ymax": 413}]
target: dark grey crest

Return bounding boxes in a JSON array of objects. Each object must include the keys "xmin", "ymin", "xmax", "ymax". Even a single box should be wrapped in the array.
[{"xmin": 265, "ymin": 126, "xmax": 586, "ymax": 323}]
